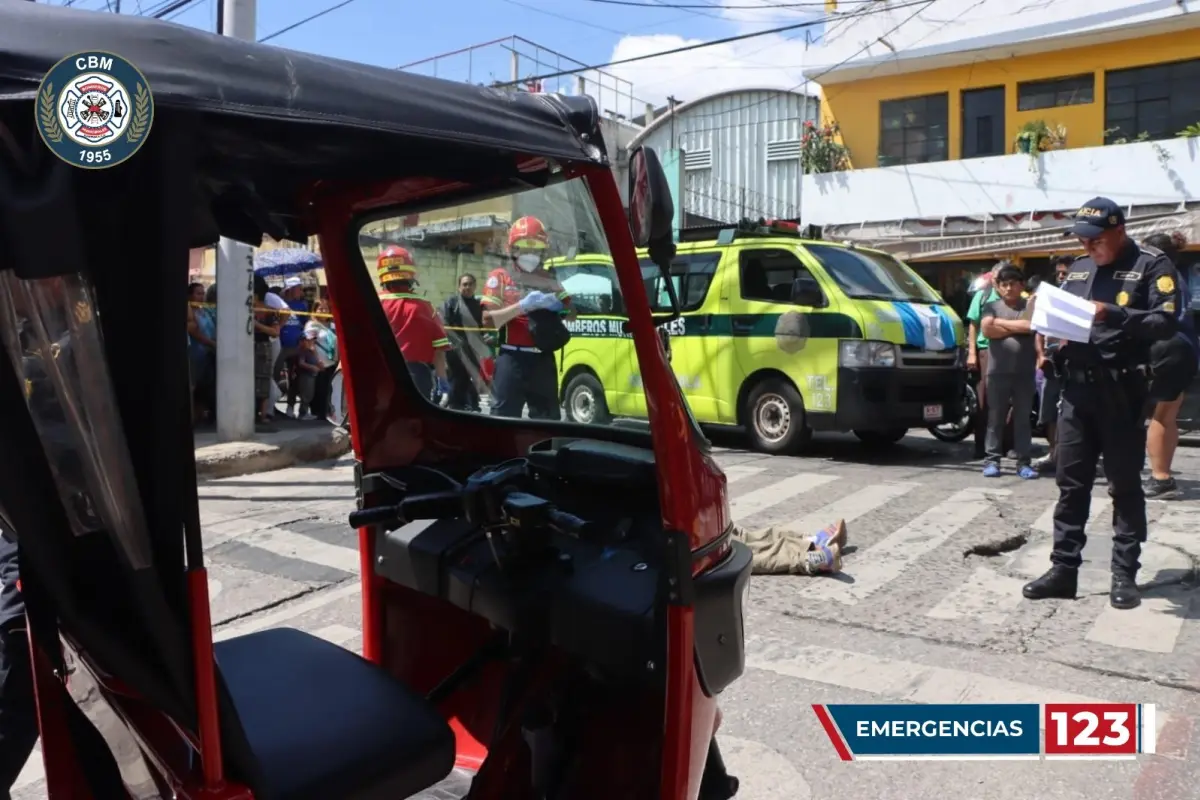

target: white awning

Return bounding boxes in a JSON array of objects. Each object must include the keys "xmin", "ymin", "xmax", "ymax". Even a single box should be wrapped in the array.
[{"xmin": 870, "ymin": 211, "xmax": 1200, "ymax": 262}]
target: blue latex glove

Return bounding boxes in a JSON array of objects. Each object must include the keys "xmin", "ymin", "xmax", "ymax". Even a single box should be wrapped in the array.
[
  {"xmin": 436, "ymin": 377, "xmax": 450, "ymax": 396},
  {"xmin": 542, "ymin": 296, "xmax": 565, "ymax": 313},
  {"xmin": 519, "ymin": 291, "xmax": 550, "ymax": 313}
]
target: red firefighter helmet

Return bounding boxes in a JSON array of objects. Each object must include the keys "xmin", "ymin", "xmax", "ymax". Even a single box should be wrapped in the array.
[
  {"xmin": 377, "ymin": 245, "xmax": 418, "ymax": 284},
  {"xmin": 508, "ymin": 216, "xmax": 549, "ymax": 252}
]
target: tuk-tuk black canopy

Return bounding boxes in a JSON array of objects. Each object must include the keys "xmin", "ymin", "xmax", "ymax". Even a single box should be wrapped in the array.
[
  {"xmin": 0, "ymin": 5, "xmax": 615, "ymax": 789},
  {"xmin": 0, "ymin": 2, "xmax": 608, "ymax": 245}
]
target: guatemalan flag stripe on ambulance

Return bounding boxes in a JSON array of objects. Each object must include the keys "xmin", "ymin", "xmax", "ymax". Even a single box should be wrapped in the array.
[
  {"xmin": 892, "ymin": 301, "xmax": 958, "ymax": 351},
  {"xmin": 812, "ymin": 703, "xmax": 1157, "ymax": 761}
]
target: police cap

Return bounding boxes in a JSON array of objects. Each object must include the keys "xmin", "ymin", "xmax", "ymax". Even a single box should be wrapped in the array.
[{"xmin": 1065, "ymin": 197, "xmax": 1125, "ymax": 238}]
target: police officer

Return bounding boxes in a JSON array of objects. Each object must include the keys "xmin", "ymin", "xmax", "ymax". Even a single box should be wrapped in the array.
[
  {"xmin": 1022, "ymin": 198, "xmax": 1181, "ymax": 610},
  {"xmin": 481, "ymin": 216, "xmax": 575, "ymax": 420},
  {"xmin": 0, "ymin": 530, "xmax": 38, "ymax": 796},
  {"xmin": 376, "ymin": 245, "xmax": 451, "ymax": 401}
]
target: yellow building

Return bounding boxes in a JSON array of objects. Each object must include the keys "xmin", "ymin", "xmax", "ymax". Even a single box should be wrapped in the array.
[
  {"xmin": 817, "ymin": 17, "xmax": 1200, "ymax": 168},
  {"xmin": 802, "ymin": 12, "xmax": 1200, "ymax": 314}
]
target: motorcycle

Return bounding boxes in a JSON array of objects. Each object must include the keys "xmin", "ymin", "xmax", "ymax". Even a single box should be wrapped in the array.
[
  {"xmin": 928, "ymin": 369, "xmax": 1045, "ymax": 444},
  {"xmin": 0, "ymin": 5, "xmax": 747, "ymax": 800}
]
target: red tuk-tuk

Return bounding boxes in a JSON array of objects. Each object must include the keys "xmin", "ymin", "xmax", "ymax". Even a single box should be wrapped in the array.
[{"xmin": 0, "ymin": 4, "xmax": 749, "ymax": 799}]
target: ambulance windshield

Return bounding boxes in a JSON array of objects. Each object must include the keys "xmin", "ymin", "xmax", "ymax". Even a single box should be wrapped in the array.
[
  {"xmin": 807, "ymin": 244, "xmax": 941, "ymax": 304},
  {"xmin": 355, "ymin": 176, "xmax": 703, "ymax": 434}
]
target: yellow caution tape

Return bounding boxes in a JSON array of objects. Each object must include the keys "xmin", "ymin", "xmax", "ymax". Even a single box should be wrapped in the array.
[{"xmin": 188, "ymin": 302, "xmax": 496, "ymax": 333}]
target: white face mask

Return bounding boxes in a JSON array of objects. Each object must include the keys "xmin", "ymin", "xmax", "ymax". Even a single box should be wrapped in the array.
[{"xmin": 516, "ymin": 254, "xmax": 541, "ymax": 272}]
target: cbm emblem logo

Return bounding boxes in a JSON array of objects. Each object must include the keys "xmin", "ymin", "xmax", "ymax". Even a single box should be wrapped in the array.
[{"xmin": 36, "ymin": 52, "xmax": 154, "ymax": 170}]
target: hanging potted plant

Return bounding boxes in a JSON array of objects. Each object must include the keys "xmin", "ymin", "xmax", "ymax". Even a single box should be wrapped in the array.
[
  {"xmin": 1041, "ymin": 123, "xmax": 1067, "ymax": 151},
  {"xmin": 1014, "ymin": 120, "xmax": 1049, "ymax": 155},
  {"xmin": 800, "ymin": 120, "xmax": 852, "ymax": 174}
]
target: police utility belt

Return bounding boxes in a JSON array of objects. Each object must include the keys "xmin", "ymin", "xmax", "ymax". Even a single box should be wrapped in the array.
[{"xmin": 1058, "ymin": 362, "xmax": 1150, "ymax": 384}]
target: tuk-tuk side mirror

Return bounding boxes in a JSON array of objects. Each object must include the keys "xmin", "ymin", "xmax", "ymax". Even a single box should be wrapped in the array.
[
  {"xmin": 791, "ymin": 277, "xmax": 826, "ymax": 308},
  {"xmin": 627, "ymin": 146, "xmax": 681, "ymax": 321},
  {"xmin": 627, "ymin": 146, "xmax": 674, "ymax": 251}
]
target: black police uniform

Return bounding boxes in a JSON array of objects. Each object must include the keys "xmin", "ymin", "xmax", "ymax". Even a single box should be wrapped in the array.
[
  {"xmin": 1023, "ymin": 198, "xmax": 1180, "ymax": 610},
  {"xmin": 0, "ymin": 530, "xmax": 38, "ymax": 793}
]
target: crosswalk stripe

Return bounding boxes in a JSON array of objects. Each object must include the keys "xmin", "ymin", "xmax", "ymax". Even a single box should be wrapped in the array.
[
  {"xmin": 796, "ymin": 488, "xmax": 1009, "ymax": 605},
  {"xmin": 721, "ymin": 465, "xmax": 767, "ymax": 484},
  {"xmin": 728, "ymin": 473, "xmax": 839, "ymax": 520},
  {"xmin": 925, "ymin": 566, "xmax": 1026, "ymax": 625},
  {"xmin": 1030, "ymin": 495, "xmax": 1112, "ymax": 534},
  {"xmin": 215, "ymin": 582, "xmax": 361, "ymax": 642},
  {"xmin": 12, "ymin": 746, "xmax": 43, "ymax": 791},
  {"xmin": 782, "ymin": 482, "xmax": 918, "ymax": 533},
  {"xmin": 311, "ymin": 624, "xmax": 361, "ymax": 647},
  {"xmin": 1086, "ymin": 587, "xmax": 1191, "ymax": 654},
  {"xmin": 226, "ymin": 527, "xmax": 360, "ymax": 575},
  {"xmin": 745, "ymin": 636, "xmax": 1173, "ymax": 741}
]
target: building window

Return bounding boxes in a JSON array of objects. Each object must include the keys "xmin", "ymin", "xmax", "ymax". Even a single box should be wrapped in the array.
[
  {"xmin": 1016, "ymin": 74, "xmax": 1094, "ymax": 111},
  {"xmin": 683, "ymin": 149, "xmax": 713, "ymax": 171},
  {"xmin": 1105, "ymin": 58, "xmax": 1200, "ymax": 142},
  {"xmin": 879, "ymin": 93, "xmax": 948, "ymax": 166}
]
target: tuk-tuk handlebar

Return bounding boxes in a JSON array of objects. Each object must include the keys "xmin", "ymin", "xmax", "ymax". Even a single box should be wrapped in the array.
[{"xmin": 348, "ymin": 490, "xmax": 461, "ymax": 531}]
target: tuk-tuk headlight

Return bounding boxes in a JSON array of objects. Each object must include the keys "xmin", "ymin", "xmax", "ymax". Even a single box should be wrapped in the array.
[{"xmin": 839, "ymin": 340, "xmax": 897, "ymax": 368}]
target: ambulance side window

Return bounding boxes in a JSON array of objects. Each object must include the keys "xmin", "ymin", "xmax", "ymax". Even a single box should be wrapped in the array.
[
  {"xmin": 640, "ymin": 253, "xmax": 720, "ymax": 312},
  {"xmin": 555, "ymin": 264, "xmax": 621, "ymax": 315},
  {"xmin": 739, "ymin": 249, "xmax": 826, "ymax": 307}
]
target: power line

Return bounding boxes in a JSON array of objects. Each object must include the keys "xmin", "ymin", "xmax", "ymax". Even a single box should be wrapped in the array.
[
  {"xmin": 496, "ymin": 0, "xmax": 931, "ymax": 86},
  {"xmin": 584, "ymin": 0, "xmax": 837, "ymax": 7},
  {"xmin": 681, "ymin": 0, "xmax": 939, "ymax": 119},
  {"xmin": 259, "ymin": 0, "xmax": 363, "ymax": 44}
]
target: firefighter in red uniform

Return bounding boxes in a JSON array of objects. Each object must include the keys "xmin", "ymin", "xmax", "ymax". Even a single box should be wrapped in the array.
[
  {"xmin": 376, "ymin": 245, "xmax": 450, "ymax": 401},
  {"xmin": 481, "ymin": 216, "xmax": 574, "ymax": 419}
]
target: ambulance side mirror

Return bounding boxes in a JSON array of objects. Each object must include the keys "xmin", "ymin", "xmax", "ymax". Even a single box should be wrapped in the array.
[{"xmin": 627, "ymin": 146, "xmax": 674, "ymax": 250}]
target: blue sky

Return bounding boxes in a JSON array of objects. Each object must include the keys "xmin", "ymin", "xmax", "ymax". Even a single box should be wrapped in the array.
[
  {"xmin": 60, "ymin": 0, "xmax": 830, "ymax": 107},
  {"xmin": 87, "ymin": 0, "xmax": 728, "ymax": 72}
]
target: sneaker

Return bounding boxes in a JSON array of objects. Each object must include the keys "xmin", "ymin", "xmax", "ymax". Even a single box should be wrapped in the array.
[
  {"xmin": 1018, "ymin": 465, "xmax": 1038, "ymax": 480},
  {"xmin": 803, "ymin": 543, "xmax": 842, "ymax": 575},
  {"xmin": 1145, "ymin": 476, "xmax": 1180, "ymax": 500},
  {"xmin": 809, "ymin": 519, "xmax": 848, "ymax": 551},
  {"xmin": 982, "ymin": 463, "xmax": 1001, "ymax": 478}
]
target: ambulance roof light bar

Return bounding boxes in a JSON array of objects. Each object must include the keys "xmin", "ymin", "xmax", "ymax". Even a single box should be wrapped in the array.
[{"xmin": 677, "ymin": 217, "xmax": 822, "ymax": 243}]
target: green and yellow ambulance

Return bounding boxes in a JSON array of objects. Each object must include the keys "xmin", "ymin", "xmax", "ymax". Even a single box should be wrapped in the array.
[{"xmin": 550, "ymin": 220, "xmax": 967, "ymax": 454}]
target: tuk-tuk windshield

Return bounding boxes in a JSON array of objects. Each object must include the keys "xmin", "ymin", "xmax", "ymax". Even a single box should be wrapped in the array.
[{"xmin": 358, "ymin": 176, "xmax": 698, "ymax": 431}]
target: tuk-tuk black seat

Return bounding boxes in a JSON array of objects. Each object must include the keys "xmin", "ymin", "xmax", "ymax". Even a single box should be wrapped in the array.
[{"xmin": 214, "ymin": 627, "xmax": 456, "ymax": 800}]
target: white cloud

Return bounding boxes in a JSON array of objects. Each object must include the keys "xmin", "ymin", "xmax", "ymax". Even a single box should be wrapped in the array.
[
  {"xmin": 605, "ymin": 1, "xmax": 822, "ymax": 109},
  {"xmin": 605, "ymin": 32, "xmax": 810, "ymax": 110}
]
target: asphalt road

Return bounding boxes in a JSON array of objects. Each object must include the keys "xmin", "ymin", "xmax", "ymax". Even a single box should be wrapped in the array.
[{"xmin": 13, "ymin": 430, "xmax": 1200, "ymax": 799}]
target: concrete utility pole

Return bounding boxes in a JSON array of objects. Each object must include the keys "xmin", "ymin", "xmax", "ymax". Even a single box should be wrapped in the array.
[{"xmin": 215, "ymin": 0, "xmax": 257, "ymax": 441}]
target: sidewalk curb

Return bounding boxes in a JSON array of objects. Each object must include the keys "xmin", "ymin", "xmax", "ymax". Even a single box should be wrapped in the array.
[{"xmin": 196, "ymin": 427, "xmax": 352, "ymax": 480}]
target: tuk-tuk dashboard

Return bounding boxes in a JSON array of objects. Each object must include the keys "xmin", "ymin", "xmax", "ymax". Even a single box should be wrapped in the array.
[{"xmin": 361, "ymin": 438, "xmax": 671, "ymax": 682}]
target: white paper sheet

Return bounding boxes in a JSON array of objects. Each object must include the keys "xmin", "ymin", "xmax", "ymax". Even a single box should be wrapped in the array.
[{"xmin": 1031, "ymin": 282, "xmax": 1094, "ymax": 343}]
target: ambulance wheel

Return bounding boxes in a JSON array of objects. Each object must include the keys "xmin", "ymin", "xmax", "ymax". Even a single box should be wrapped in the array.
[
  {"xmin": 563, "ymin": 372, "xmax": 610, "ymax": 425},
  {"xmin": 744, "ymin": 378, "xmax": 811, "ymax": 454},
  {"xmin": 854, "ymin": 428, "xmax": 908, "ymax": 447}
]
